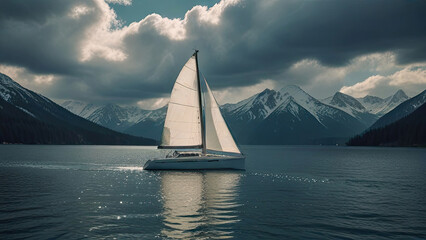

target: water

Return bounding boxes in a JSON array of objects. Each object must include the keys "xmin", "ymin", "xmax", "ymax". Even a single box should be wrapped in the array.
[{"xmin": 0, "ymin": 145, "xmax": 425, "ymax": 239}]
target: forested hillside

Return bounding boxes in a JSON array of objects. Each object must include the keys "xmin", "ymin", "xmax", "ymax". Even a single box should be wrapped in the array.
[{"xmin": 347, "ymin": 103, "xmax": 426, "ymax": 147}]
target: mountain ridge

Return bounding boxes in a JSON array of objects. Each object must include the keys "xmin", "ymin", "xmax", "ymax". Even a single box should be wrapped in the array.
[
  {"xmin": 322, "ymin": 92, "xmax": 378, "ymax": 126},
  {"xmin": 356, "ymin": 90, "xmax": 409, "ymax": 117},
  {"xmin": 0, "ymin": 73, "xmax": 155, "ymax": 145}
]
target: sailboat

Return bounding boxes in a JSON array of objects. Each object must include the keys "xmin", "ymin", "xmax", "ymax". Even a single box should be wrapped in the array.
[{"xmin": 144, "ymin": 50, "xmax": 245, "ymax": 170}]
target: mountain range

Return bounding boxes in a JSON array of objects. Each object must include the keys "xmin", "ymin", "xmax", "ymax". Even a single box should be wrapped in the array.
[
  {"xmin": 62, "ymin": 85, "xmax": 411, "ymax": 145},
  {"xmin": 0, "ymin": 73, "xmax": 155, "ymax": 145}
]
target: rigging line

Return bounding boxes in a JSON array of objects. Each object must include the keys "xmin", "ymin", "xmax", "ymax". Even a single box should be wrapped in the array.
[
  {"xmin": 202, "ymin": 74, "xmax": 224, "ymax": 111},
  {"xmin": 169, "ymin": 101, "xmax": 199, "ymax": 108},
  {"xmin": 201, "ymin": 72, "xmax": 218, "ymax": 103},
  {"xmin": 175, "ymin": 81, "xmax": 197, "ymax": 91},
  {"xmin": 200, "ymin": 72, "xmax": 210, "ymax": 83}
]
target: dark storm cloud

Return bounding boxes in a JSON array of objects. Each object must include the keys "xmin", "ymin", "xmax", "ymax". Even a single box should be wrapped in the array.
[
  {"xmin": 0, "ymin": 0, "xmax": 99, "ymax": 75},
  {"xmin": 203, "ymin": 0, "xmax": 426, "ymax": 78},
  {"xmin": 0, "ymin": 0, "xmax": 425, "ymax": 104},
  {"xmin": 0, "ymin": 0, "xmax": 71, "ymax": 22}
]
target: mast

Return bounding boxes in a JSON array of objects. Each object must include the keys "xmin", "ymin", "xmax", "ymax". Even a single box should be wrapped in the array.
[{"xmin": 194, "ymin": 50, "xmax": 206, "ymax": 155}]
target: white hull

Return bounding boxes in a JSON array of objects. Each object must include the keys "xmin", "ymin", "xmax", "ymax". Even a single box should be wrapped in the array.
[{"xmin": 144, "ymin": 155, "xmax": 245, "ymax": 170}]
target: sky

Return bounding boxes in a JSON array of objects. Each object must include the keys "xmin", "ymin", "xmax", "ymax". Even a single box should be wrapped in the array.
[{"xmin": 0, "ymin": 0, "xmax": 425, "ymax": 109}]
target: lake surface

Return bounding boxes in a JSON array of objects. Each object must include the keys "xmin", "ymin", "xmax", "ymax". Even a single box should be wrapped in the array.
[{"xmin": 0, "ymin": 145, "xmax": 425, "ymax": 239}]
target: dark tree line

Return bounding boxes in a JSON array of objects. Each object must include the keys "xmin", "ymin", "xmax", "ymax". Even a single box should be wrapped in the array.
[{"xmin": 347, "ymin": 103, "xmax": 426, "ymax": 147}]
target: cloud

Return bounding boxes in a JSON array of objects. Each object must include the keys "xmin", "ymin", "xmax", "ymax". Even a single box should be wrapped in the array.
[
  {"xmin": 69, "ymin": 5, "xmax": 93, "ymax": 19},
  {"xmin": 105, "ymin": 0, "xmax": 132, "ymax": 6},
  {"xmin": 340, "ymin": 75, "xmax": 386, "ymax": 98},
  {"xmin": 0, "ymin": 64, "xmax": 58, "ymax": 91},
  {"xmin": 137, "ymin": 97, "xmax": 169, "ymax": 110},
  {"xmin": 276, "ymin": 52, "xmax": 411, "ymax": 98},
  {"xmin": 389, "ymin": 66, "xmax": 426, "ymax": 86},
  {"xmin": 213, "ymin": 79, "xmax": 277, "ymax": 104},
  {"xmin": 279, "ymin": 59, "xmax": 347, "ymax": 98},
  {"xmin": 340, "ymin": 64, "xmax": 426, "ymax": 98},
  {"xmin": 79, "ymin": 0, "xmax": 128, "ymax": 62},
  {"xmin": 0, "ymin": 0, "xmax": 425, "ymax": 105}
]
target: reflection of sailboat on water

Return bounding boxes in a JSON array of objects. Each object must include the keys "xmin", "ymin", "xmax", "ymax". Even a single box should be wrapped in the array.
[
  {"xmin": 144, "ymin": 51, "xmax": 245, "ymax": 170},
  {"xmin": 160, "ymin": 171, "xmax": 241, "ymax": 239}
]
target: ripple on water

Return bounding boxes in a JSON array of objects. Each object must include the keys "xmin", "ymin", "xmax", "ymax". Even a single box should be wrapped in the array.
[{"xmin": 248, "ymin": 172, "xmax": 330, "ymax": 184}]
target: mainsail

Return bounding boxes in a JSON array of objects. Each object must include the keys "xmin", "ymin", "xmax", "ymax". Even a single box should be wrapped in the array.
[
  {"xmin": 159, "ymin": 54, "xmax": 202, "ymax": 148},
  {"xmin": 159, "ymin": 51, "xmax": 241, "ymax": 155},
  {"xmin": 204, "ymin": 79, "xmax": 241, "ymax": 154}
]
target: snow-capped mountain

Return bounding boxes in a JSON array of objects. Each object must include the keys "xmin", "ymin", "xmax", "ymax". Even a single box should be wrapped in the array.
[
  {"xmin": 221, "ymin": 85, "xmax": 366, "ymax": 144},
  {"xmin": 0, "ymin": 73, "xmax": 155, "ymax": 145},
  {"xmin": 123, "ymin": 106, "xmax": 167, "ymax": 140},
  {"xmin": 278, "ymin": 85, "xmax": 359, "ymax": 127},
  {"xmin": 357, "ymin": 90, "xmax": 409, "ymax": 117},
  {"xmin": 221, "ymin": 85, "xmax": 353, "ymax": 125},
  {"xmin": 322, "ymin": 92, "xmax": 378, "ymax": 126},
  {"xmin": 370, "ymin": 89, "xmax": 426, "ymax": 130},
  {"xmin": 323, "ymin": 92, "xmax": 365, "ymax": 112},
  {"xmin": 0, "ymin": 72, "xmax": 53, "ymax": 113},
  {"xmin": 62, "ymin": 100, "xmax": 100, "ymax": 119},
  {"xmin": 62, "ymin": 101, "xmax": 143, "ymax": 132},
  {"xmin": 61, "ymin": 101, "xmax": 166, "ymax": 140},
  {"xmin": 221, "ymin": 88, "xmax": 284, "ymax": 121}
]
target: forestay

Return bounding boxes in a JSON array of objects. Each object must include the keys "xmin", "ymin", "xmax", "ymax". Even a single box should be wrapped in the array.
[
  {"xmin": 160, "ymin": 56, "xmax": 202, "ymax": 148},
  {"xmin": 204, "ymin": 79, "xmax": 241, "ymax": 154}
]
